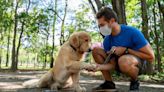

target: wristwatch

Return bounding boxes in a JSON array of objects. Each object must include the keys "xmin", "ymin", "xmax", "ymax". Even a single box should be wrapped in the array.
[{"xmin": 125, "ymin": 47, "xmax": 129, "ymax": 54}]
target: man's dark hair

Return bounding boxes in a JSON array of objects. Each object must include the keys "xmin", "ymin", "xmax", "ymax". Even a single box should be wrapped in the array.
[{"xmin": 96, "ymin": 7, "xmax": 118, "ymax": 22}]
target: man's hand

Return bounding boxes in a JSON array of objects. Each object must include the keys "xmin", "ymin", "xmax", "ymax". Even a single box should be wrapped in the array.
[
  {"xmin": 113, "ymin": 46, "xmax": 126, "ymax": 56},
  {"xmin": 85, "ymin": 64, "xmax": 99, "ymax": 72},
  {"xmin": 81, "ymin": 63, "xmax": 97, "ymax": 71}
]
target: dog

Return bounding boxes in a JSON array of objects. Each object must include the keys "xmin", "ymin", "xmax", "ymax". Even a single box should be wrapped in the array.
[{"xmin": 23, "ymin": 31, "xmax": 96, "ymax": 92}]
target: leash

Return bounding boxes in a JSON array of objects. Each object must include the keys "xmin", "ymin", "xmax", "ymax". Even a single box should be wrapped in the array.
[{"xmin": 104, "ymin": 46, "xmax": 116, "ymax": 64}]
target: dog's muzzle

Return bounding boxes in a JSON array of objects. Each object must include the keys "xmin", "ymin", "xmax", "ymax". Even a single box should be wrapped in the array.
[{"xmin": 86, "ymin": 48, "xmax": 92, "ymax": 52}]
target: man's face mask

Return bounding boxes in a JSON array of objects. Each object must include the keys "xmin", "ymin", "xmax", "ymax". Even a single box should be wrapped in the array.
[{"xmin": 100, "ymin": 24, "xmax": 112, "ymax": 36}]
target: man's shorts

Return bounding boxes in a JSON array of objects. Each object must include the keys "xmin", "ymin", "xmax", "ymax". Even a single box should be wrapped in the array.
[
  {"xmin": 91, "ymin": 43, "xmax": 148, "ymax": 75},
  {"xmin": 109, "ymin": 54, "xmax": 148, "ymax": 75}
]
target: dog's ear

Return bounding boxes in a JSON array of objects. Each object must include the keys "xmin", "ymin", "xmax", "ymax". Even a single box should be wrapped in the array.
[{"xmin": 69, "ymin": 33, "xmax": 79, "ymax": 48}]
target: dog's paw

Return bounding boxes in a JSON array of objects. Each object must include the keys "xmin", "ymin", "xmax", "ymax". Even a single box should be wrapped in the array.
[
  {"xmin": 50, "ymin": 83, "xmax": 60, "ymax": 91},
  {"xmin": 74, "ymin": 86, "xmax": 86, "ymax": 92},
  {"xmin": 79, "ymin": 87, "xmax": 86, "ymax": 92},
  {"xmin": 81, "ymin": 63, "xmax": 97, "ymax": 71}
]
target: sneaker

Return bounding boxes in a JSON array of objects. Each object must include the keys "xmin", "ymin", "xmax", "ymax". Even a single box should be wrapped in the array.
[
  {"xmin": 92, "ymin": 81, "xmax": 116, "ymax": 91},
  {"xmin": 129, "ymin": 80, "xmax": 140, "ymax": 91}
]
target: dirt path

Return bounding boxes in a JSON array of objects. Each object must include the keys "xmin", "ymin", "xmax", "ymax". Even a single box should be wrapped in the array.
[{"xmin": 0, "ymin": 71, "xmax": 164, "ymax": 92}]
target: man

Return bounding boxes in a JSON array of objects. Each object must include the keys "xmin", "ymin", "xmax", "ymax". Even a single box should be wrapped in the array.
[{"xmin": 91, "ymin": 7, "xmax": 155, "ymax": 91}]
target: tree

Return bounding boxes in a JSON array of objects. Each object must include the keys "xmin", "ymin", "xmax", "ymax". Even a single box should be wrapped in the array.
[
  {"xmin": 141, "ymin": 0, "xmax": 154, "ymax": 74},
  {"xmin": 95, "ymin": 0, "xmax": 103, "ymax": 10},
  {"xmin": 15, "ymin": 0, "xmax": 31, "ymax": 70},
  {"xmin": 88, "ymin": 0, "xmax": 97, "ymax": 14},
  {"xmin": 0, "ymin": 0, "xmax": 163, "ymax": 73},
  {"xmin": 50, "ymin": 0, "xmax": 58, "ymax": 68},
  {"xmin": 141, "ymin": 0, "xmax": 149, "ymax": 41},
  {"xmin": 6, "ymin": 26, "xmax": 11, "ymax": 67},
  {"xmin": 0, "ymin": 32, "xmax": 3, "ymax": 69},
  {"xmin": 0, "ymin": 1, "xmax": 13, "ymax": 67},
  {"xmin": 11, "ymin": 0, "xmax": 19, "ymax": 71},
  {"xmin": 88, "ymin": 0, "xmax": 127, "ymax": 24},
  {"xmin": 157, "ymin": 0, "xmax": 164, "ymax": 57},
  {"xmin": 5, "ymin": 12, "xmax": 13, "ymax": 67},
  {"xmin": 111, "ymin": 0, "xmax": 127, "ymax": 24},
  {"xmin": 153, "ymin": 1, "xmax": 161, "ymax": 72},
  {"xmin": 60, "ymin": 0, "xmax": 68, "ymax": 46},
  {"xmin": 43, "ymin": 25, "xmax": 50, "ymax": 69}
]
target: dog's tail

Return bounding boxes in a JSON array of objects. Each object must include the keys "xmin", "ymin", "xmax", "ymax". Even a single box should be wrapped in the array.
[
  {"xmin": 22, "ymin": 79, "xmax": 39, "ymax": 88},
  {"xmin": 23, "ymin": 70, "xmax": 54, "ymax": 88}
]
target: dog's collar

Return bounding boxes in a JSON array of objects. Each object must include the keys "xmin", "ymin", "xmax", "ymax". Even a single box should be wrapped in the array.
[
  {"xmin": 69, "ymin": 44, "xmax": 85, "ymax": 54},
  {"xmin": 70, "ymin": 44, "xmax": 77, "ymax": 51}
]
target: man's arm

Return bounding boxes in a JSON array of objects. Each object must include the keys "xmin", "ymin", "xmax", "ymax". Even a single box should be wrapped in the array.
[{"xmin": 128, "ymin": 44, "xmax": 155, "ymax": 62}]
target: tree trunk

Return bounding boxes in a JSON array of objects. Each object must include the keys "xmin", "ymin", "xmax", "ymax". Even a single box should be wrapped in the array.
[
  {"xmin": 157, "ymin": 0, "xmax": 164, "ymax": 57},
  {"xmin": 0, "ymin": 31, "xmax": 3, "ymax": 69},
  {"xmin": 6, "ymin": 9, "xmax": 13, "ymax": 67},
  {"xmin": 141, "ymin": 0, "xmax": 149, "ymax": 41},
  {"xmin": 11, "ymin": 0, "xmax": 19, "ymax": 71},
  {"xmin": 0, "ymin": 54, "xmax": 1, "ymax": 69},
  {"xmin": 60, "ymin": 0, "xmax": 68, "ymax": 46},
  {"xmin": 26, "ymin": 53, "xmax": 30, "ymax": 68},
  {"xmin": 14, "ymin": 0, "xmax": 30, "ymax": 70},
  {"xmin": 89, "ymin": 0, "xmax": 127, "ymax": 24},
  {"xmin": 15, "ymin": 22, "xmax": 24, "ymax": 69},
  {"xmin": 157, "ymin": 0, "xmax": 164, "ymax": 19},
  {"xmin": 50, "ymin": 22, "xmax": 55, "ymax": 68},
  {"xmin": 34, "ymin": 53, "xmax": 37, "ymax": 68},
  {"xmin": 141, "ymin": 0, "xmax": 153, "ymax": 74},
  {"xmin": 88, "ymin": 0, "xmax": 97, "ymax": 14},
  {"xmin": 112, "ymin": 0, "xmax": 127, "ymax": 24},
  {"xmin": 50, "ymin": 0, "xmax": 57, "ymax": 68},
  {"xmin": 153, "ymin": 1, "xmax": 162, "ymax": 72},
  {"xmin": 43, "ymin": 55, "xmax": 47, "ymax": 69},
  {"xmin": 50, "ymin": 49, "xmax": 54, "ymax": 68},
  {"xmin": 20, "ymin": 60, "xmax": 22, "ymax": 66},
  {"xmin": 6, "ymin": 28, "xmax": 10, "ymax": 67},
  {"xmin": 95, "ymin": 0, "xmax": 103, "ymax": 10},
  {"xmin": 43, "ymin": 26, "xmax": 49, "ymax": 69},
  {"xmin": 0, "ymin": 32, "xmax": 2, "ymax": 69}
]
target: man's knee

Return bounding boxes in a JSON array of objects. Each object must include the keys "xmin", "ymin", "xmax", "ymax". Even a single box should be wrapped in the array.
[
  {"xmin": 92, "ymin": 47, "xmax": 101, "ymax": 55},
  {"xmin": 92, "ymin": 47, "xmax": 106, "ymax": 64},
  {"xmin": 118, "ymin": 55, "xmax": 138, "ymax": 73}
]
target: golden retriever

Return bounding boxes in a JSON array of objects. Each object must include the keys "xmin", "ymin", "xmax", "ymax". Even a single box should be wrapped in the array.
[{"xmin": 23, "ymin": 31, "xmax": 95, "ymax": 92}]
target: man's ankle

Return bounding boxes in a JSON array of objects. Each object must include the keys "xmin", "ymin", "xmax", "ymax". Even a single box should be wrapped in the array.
[{"xmin": 105, "ymin": 80, "xmax": 114, "ymax": 83}]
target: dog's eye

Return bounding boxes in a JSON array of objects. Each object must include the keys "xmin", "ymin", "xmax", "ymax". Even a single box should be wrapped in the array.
[{"xmin": 85, "ymin": 39, "xmax": 88, "ymax": 42}]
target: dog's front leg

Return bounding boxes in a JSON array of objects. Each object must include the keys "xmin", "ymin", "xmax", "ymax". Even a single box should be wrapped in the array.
[
  {"xmin": 72, "ymin": 72, "xmax": 86, "ymax": 92},
  {"xmin": 67, "ymin": 61, "xmax": 96, "ymax": 73}
]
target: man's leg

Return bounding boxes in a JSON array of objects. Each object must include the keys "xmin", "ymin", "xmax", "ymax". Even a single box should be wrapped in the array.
[
  {"xmin": 92, "ymin": 47, "xmax": 116, "ymax": 91},
  {"xmin": 118, "ymin": 54, "xmax": 139, "ymax": 80},
  {"xmin": 92, "ymin": 47, "xmax": 116, "ymax": 81},
  {"xmin": 118, "ymin": 54, "xmax": 140, "ymax": 90}
]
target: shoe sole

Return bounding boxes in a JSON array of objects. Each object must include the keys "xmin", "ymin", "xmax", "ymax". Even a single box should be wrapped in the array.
[
  {"xmin": 92, "ymin": 89, "xmax": 118, "ymax": 92},
  {"xmin": 129, "ymin": 90, "xmax": 139, "ymax": 92}
]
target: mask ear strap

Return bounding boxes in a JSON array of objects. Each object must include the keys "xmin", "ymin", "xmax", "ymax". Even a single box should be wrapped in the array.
[{"xmin": 100, "ymin": 32, "xmax": 105, "ymax": 38}]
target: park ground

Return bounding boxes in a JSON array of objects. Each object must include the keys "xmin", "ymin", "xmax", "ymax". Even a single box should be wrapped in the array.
[{"xmin": 0, "ymin": 70, "xmax": 164, "ymax": 92}]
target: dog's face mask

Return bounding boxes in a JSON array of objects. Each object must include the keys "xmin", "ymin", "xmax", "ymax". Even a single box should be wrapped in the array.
[{"xmin": 69, "ymin": 32, "xmax": 91, "ymax": 53}]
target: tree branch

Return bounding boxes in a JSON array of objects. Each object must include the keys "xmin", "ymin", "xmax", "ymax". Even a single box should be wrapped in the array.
[
  {"xmin": 48, "ymin": 8, "xmax": 63, "ymax": 21},
  {"xmin": 88, "ymin": 0, "xmax": 97, "ymax": 14}
]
